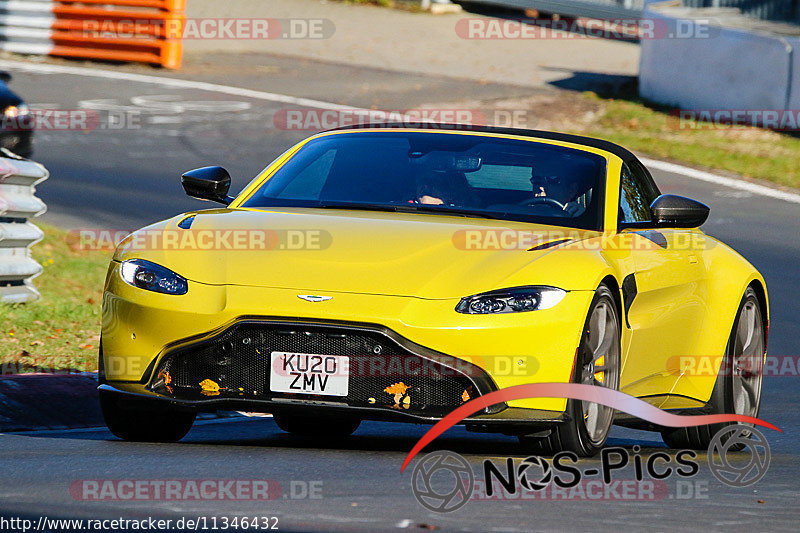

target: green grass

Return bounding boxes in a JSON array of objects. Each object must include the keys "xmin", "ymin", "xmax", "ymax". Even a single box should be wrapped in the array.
[
  {"xmin": 333, "ymin": 0, "xmax": 422, "ymax": 11},
  {"xmin": 574, "ymin": 93, "xmax": 800, "ymax": 190},
  {"xmin": 1, "ymin": 224, "xmax": 110, "ymax": 372}
]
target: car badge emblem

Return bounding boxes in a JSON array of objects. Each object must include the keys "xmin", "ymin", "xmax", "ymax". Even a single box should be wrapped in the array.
[{"xmin": 298, "ymin": 295, "xmax": 332, "ymax": 302}]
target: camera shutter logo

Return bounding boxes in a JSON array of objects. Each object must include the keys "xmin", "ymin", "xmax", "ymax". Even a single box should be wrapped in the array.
[
  {"xmin": 708, "ymin": 424, "xmax": 770, "ymax": 487},
  {"xmin": 517, "ymin": 456, "xmax": 553, "ymax": 491},
  {"xmin": 411, "ymin": 451, "xmax": 473, "ymax": 512}
]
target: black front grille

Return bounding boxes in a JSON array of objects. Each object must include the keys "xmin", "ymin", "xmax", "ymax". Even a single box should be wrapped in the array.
[{"xmin": 152, "ymin": 321, "xmax": 485, "ymax": 413}]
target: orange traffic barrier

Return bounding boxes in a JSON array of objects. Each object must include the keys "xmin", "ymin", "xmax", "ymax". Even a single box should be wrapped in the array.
[
  {"xmin": 0, "ymin": 0, "xmax": 186, "ymax": 69},
  {"xmin": 57, "ymin": 0, "xmax": 186, "ymax": 12}
]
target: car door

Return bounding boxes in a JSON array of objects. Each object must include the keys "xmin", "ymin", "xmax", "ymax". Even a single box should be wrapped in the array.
[{"xmin": 617, "ymin": 161, "xmax": 710, "ymax": 404}]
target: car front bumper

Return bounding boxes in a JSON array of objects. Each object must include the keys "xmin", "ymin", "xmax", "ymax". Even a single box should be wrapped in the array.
[
  {"xmin": 102, "ymin": 261, "xmax": 595, "ymax": 415},
  {"xmin": 98, "ymin": 382, "xmax": 571, "ymax": 434}
]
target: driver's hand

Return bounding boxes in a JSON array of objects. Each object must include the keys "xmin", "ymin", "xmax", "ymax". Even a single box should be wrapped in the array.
[
  {"xmin": 563, "ymin": 202, "xmax": 583, "ymax": 216},
  {"xmin": 419, "ymin": 195, "xmax": 444, "ymax": 205}
]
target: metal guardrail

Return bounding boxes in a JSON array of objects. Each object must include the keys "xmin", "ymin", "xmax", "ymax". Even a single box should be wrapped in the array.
[
  {"xmin": 462, "ymin": 0, "xmax": 647, "ymax": 19},
  {"xmin": 0, "ymin": 0, "xmax": 186, "ymax": 69},
  {"xmin": 463, "ymin": 0, "xmax": 800, "ymax": 23},
  {"xmin": 0, "ymin": 151, "xmax": 49, "ymax": 303},
  {"xmin": 682, "ymin": 1, "xmax": 800, "ymax": 24}
]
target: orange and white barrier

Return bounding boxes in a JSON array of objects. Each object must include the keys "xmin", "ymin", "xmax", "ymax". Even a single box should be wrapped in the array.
[{"xmin": 0, "ymin": 0, "xmax": 185, "ymax": 69}]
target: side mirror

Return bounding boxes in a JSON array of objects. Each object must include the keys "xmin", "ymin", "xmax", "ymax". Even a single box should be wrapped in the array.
[
  {"xmin": 650, "ymin": 194, "xmax": 709, "ymax": 228},
  {"xmin": 181, "ymin": 166, "xmax": 233, "ymax": 205}
]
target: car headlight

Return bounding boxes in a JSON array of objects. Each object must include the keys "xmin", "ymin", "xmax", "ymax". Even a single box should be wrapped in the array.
[
  {"xmin": 456, "ymin": 286, "xmax": 566, "ymax": 314},
  {"xmin": 120, "ymin": 259, "xmax": 188, "ymax": 295},
  {"xmin": 4, "ymin": 104, "xmax": 29, "ymax": 118}
]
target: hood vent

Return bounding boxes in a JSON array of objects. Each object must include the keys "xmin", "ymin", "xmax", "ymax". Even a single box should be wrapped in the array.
[{"xmin": 527, "ymin": 238, "xmax": 572, "ymax": 251}]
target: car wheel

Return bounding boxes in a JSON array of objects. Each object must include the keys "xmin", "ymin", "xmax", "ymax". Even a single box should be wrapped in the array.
[
  {"xmin": 519, "ymin": 284, "xmax": 621, "ymax": 456},
  {"xmin": 661, "ymin": 286, "xmax": 765, "ymax": 449},
  {"xmin": 100, "ymin": 393, "xmax": 196, "ymax": 442},
  {"xmin": 273, "ymin": 412, "xmax": 360, "ymax": 437}
]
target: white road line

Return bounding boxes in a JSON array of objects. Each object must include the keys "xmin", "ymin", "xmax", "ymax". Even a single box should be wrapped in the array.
[
  {"xmin": 0, "ymin": 59, "xmax": 359, "ymax": 111},
  {"xmin": 2, "ymin": 59, "xmax": 799, "ymax": 205},
  {"xmin": 640, "ymin": 157, "xmax": 800, "ymax": 205}
]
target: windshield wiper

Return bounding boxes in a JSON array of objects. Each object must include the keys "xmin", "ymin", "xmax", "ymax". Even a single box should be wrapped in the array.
[
  {"xmin": 278, "ymin": 201, "xmax": 504, "ymax": 220},
  {"xmin": 314, "ymin": 202, "xmax": 402, "ymax": 213},
  {"xmin": 393, "ymin": 204, "xmax": 504, "ymax": 220}
]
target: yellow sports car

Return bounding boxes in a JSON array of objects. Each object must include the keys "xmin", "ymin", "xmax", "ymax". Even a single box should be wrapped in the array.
[{"xmin": 99, "ymin": 125, "xmax": 767, "ymax": 456}]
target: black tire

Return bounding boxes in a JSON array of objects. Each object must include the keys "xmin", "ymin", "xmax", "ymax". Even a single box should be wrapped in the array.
[
  {"xmin": 519, "ymin": 284, "xmax": 622, "ymax": 457},
  {"xmin": 100, "ymin": 393, "xmax": 196, "ymax": 442},
  {"xmin": 273, "ymin": 412, "xmax": 360, "ymax": 438},
  {"xmin": 661, "ymin": 286, "xmax": 765, "ymax": 449}
]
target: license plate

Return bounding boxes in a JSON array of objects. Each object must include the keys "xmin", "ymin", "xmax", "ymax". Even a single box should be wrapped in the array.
[{"xmin": 270, "ymin": 352, "xmax": 349, "ymax": 396}]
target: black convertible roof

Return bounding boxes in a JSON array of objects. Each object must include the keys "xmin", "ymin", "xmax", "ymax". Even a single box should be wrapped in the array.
[{"xmin": 326, "ymin": 123, "xmax": 640, "ymax": 164}]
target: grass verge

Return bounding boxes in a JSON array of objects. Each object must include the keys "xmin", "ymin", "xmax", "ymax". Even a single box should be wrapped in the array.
[
  {"xmin": 474, "ymin": 90, "xmax": 800, "ymax": 190},
  {"xmin": 332, "ymin": 0, "xmax": 425, "ymax": 12},
  {"xmin": 575, "ymin": 93, "xmax": 800, "ymax": 190},
  {"xmin": 1, "ymin": 224, "xmax": 109, "ymax": 372}
]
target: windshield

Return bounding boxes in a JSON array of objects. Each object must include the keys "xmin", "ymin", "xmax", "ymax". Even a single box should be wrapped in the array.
[{"xmin": 243, "ymin": 131, "xmax": 607, "ymax": 229}]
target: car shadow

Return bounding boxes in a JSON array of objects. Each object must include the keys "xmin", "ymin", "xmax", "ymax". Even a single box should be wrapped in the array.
[
  {"xmin": 176, "ymin": 418, "xmax": 668, "ymax": 457},
  {"xmin": 18, "ymin": 417, "xmax": 668, "ymax": 457}
]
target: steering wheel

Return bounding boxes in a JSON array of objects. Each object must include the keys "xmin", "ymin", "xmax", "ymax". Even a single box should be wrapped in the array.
[{"xmin": 521, "ymin": 196, "xmax": 566, "ymax": 210}]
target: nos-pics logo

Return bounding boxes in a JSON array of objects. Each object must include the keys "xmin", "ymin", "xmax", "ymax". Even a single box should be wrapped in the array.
[{"xmin": 410, "ymin": 424, "xmax": 770, "ymax": 512}]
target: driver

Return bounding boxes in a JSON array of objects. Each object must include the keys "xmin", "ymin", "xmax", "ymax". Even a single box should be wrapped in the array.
[
  {"xmin": 529, "ymin": 171, "xmax": 589, "ymax": 216},
  {"xmin": 412, "ymin": 171, "xmax": 475, "ymax": 207},
  {"xmin": 415, "ymin": 179, "xmax": 446, "ymax": 205}
]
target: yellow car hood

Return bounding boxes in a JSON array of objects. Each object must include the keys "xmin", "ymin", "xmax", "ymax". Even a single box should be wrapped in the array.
[{"xmin": 114, "ymin": 207, "xmax": 597, "ymax": 299}]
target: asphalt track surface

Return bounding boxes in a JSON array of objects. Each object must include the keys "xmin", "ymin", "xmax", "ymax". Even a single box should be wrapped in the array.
[{"xmin": 1, "ymin": 59, "xmax": 799, "ymax": 532}]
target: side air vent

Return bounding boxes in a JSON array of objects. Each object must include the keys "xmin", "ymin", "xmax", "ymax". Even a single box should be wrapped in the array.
[{"xmin": 177, "ymin": 215, "xmax": 195, "ymax": 229}]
